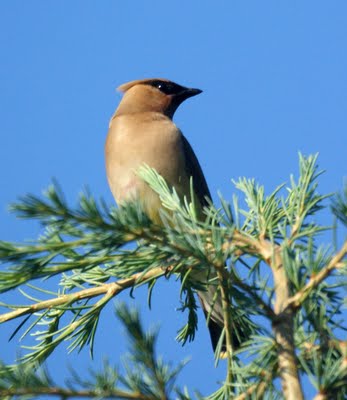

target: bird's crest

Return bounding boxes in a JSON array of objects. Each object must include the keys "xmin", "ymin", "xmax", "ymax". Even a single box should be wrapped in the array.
[{"xmin": 117, "ymin": 78, "xmax": 170, "ymax": 93}]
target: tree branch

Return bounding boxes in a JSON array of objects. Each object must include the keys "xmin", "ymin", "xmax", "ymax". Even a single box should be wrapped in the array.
[
  {"xmin": 285, "ymin": 240, "xmax": 347, "ymax": 311},
  {"xmin": 0, "ymin": 387, "xmax": 152, "ymax": 399},
  {"xmin": 0, "ymin": 267, "xmax": 167, "ymax": 324},
  {"xmin": 260, "ymin": 240, "xmax": 304, "ymax": 400},
  {"xmin": 234, "ymin": 380, "xmax": 267, "ymax": 400},
  {"xmin": 223, "ymin": 230, "xmax": 304, "ymax": 399}
]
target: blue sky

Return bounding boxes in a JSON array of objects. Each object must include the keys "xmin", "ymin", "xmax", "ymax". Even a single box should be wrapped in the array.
[{"xmin": 0, "ymin": 1, "xmax": 346, "ymax": 398}]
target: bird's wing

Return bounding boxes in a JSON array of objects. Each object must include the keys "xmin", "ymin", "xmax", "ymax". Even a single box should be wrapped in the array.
[
  {"xmin": 181, "ymin": 134, "xmax": 231, "ymax": 353},
  {"xmin": 181, "ymin": 134, "xmax": 212, "ymax": 208}
]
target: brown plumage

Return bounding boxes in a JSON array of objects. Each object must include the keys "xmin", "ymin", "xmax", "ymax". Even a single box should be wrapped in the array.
[{"xmin": 105, "ymin": 78, "xmax": 234, "ymax": 356}]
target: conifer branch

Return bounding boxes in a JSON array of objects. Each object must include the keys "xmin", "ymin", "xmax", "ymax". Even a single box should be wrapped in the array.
[
  {"xmin": 0, "ymin": 267, "xmax": 167, "ymax": 324},
  {"xmin": 285, "ymin": 239, "xmax": 347, "ymax": 311},
  {"xmin": 234, "ymin": 380, "xmax": 267, "ymax": 400},
  {"xmin": 0, "ymin": 304, "xmax": 185, "ymax": 400},
  {"xmin": 0, "ymin": 387, "xmax": 151, "ymax": 399},
  {"xmin": 0, "ymin": 154, "xmax": 346, "ymax": 399}
]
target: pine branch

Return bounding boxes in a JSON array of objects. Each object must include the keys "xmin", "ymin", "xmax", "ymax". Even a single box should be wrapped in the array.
[
  {"xmin": 1, "ymin": 154, "xmax": 346, "ymax": 399},
  {"xmin": 223, "ymin": 231, "xmax": 303, "ymax": 399},
  {"xmin": 285, "ymin": 239, "xmax": 347, "ymax": 311},
  {"xmin": 233, "ymin": 379, "xmax": 267, "ymax": 400},
  {"xmin": 0, "ymin": 267, "xmax": 167, "ymax": 325},
  {"xmin": 0, "ymin": 304, "xmax": 186, "ymax": 400},
  {"xmin": 261, "ymin": 241, "xmax": 303, "ymax": 400},
  {"xmin": 0, "ymin": 387, "xmax": 150, "ymax": 399}
]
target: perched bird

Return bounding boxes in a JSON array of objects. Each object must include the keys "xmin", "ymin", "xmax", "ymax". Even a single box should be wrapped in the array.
[{"xmin": 105, "ymin": 78, "xmax": 235, "ymax": 355}]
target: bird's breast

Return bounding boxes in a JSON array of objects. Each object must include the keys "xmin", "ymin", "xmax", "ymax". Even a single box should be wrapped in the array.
[{"xmin": 105, "ymin": 114, "xmax": 188, "ymax": 216}]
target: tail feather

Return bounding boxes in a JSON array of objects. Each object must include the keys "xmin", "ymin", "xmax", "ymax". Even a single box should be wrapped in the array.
[{"xmin": 197, "ymin": 284, "xmax": 246, "ymax": 356}]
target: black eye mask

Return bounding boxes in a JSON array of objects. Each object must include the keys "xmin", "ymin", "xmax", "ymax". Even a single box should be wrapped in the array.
[{"xmin": 147, "ymin": 80, "xmax": 186, "ymax": 95}]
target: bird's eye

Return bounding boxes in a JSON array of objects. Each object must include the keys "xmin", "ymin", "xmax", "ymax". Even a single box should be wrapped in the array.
[{"xmin": 148, "ymin": 80, "xmax": 184, "ymax": 95}]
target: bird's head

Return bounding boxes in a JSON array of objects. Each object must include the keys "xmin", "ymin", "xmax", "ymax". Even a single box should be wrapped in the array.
[{"xmin": 115, "ymin": 78, "xmax": 202, "ymax": 118}]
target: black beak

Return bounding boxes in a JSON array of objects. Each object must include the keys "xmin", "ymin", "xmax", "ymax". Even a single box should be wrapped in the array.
[
  {"xmin": 166, "ymin": 85, "xmax": 203, "ymax": 118},
  {"xmin": 176, "ymin": 87, "xmax": 203, "ymax": 102},
  {"xmin": 183, "ymin": 87, "xmax": 203, "ymax": 97}
]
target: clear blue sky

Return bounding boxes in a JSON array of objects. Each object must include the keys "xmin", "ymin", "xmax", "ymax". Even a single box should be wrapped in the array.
[{"xmin": 0, "ymin": 1, "xmax": 346, "ymax": 398}]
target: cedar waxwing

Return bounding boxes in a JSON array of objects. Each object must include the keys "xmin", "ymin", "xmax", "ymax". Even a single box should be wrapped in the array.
[{"xmin": 105, "ymin": 78, "xmax": 238, "ymax": 356}]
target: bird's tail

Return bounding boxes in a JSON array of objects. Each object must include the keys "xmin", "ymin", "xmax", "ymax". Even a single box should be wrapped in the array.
[{"xmin": 197, "ymin": 283, "xmax": 246, "ymax": 357}]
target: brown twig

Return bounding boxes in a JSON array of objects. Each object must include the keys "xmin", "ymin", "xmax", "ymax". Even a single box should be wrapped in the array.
[
  {"xmin": 222, "ymin": 230, "xmax": 263, "ymax": 256},
  {"xmin": 260, "ymin": 240, "xmax": 304, "ymax": 400},
  {"xmin": 0, "ymin": 387, "xmax": 152, "ymax": 399},
  {"xmin": 0, "ymin": 267, "xmax": 166, "ymax": 324},
  {"xmin": 222, "ymin": 229, "xmax": 304, "ymax": 397},
  {"xmin": 313, "ymin": 393, "xmax": 328, "ymax": 400},
  {"xmin": 285, "ymin": 240, "xmax": 347, "ymax": 311},
  {"xmin": 222, "ymin": 230, "xmax": 304, "ymax": 398},
  {"xmin": 234, "ymin": 380, "xmax": 267, "ymax": 400}
]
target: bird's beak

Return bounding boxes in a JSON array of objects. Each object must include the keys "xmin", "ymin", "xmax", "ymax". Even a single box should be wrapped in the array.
[
  {"xmin": 176, "ymin": 87, "xmax": 203, "ymax": 102},
  {"xmin": 183, "ymin": 87, "xmax": 203, "ymax": 97}
]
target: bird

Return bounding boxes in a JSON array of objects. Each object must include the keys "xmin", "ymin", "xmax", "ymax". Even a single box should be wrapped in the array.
[{"xmin": 105, "ymin": 78, "xmax": 237, "ymax": 356}]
